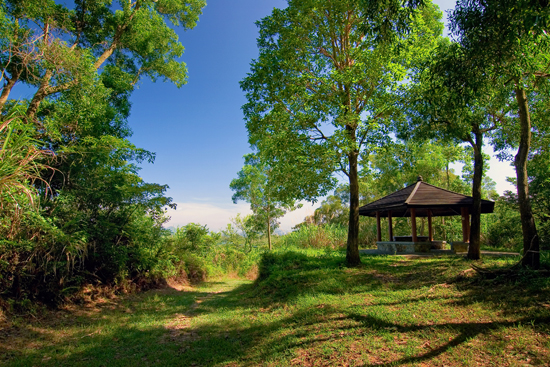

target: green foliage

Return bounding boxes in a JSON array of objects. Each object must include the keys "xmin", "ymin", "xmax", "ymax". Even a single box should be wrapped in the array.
[
  {"xmin": 171, "ymin": 223, "xmax": 219, "ymax": 258},
  {"xmin": 164, "ymin": 223, "xmax": 261, "ymax": 282},
  {"xmin": 177, "ymin": 252, "xmax": 209, "ymax": 283},
  {"xmin": 241, "ymin": 0, "xmax": 443, "ymax": 265},
  {"xmin": 208, "ymin": 244, "xmax": 260, "ymax": 279},
  {"xmin": 219, "ymin": 222, "xmax": 243, "ymax": 248},
  {"xmin": 484, "ymin": 193, "xmax": 523, "ymax": 251},
  {"xmin": 0, "ymin": 110, "xmax": 52, "ymax": 208},
  {"xmin": 305, "ymin": 195, "xmax": 349, "ymax": 227},
  {"xmin": 449, "ymin": 0, "xmax": 550, "ymax": 267},
  {"xmin": 282, "ymin": 224, "xmax": 348, "ymax": 250},
  {"xmin": 0, "ymin": 0, "xmax": 207, "ymax": 304},
  {"xmin": 231, "ymin": 154, "xmax": 300, "ymax": 250},
  {"xmin": 229, "ymin": 214, "xmax": 261, "ymax": 252},
  {"xmin": 529, "ymin": 151, "xmax": 550, "ymax": 250},
  {"xmin": 242, "ymin": 0, "xmax": 443, "ymax": 202},
  {"xmin": 362, "ymin": 139, "xmax": 470, "ymax": 197}
]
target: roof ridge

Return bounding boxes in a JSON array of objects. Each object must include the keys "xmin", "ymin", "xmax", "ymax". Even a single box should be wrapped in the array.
[
  {"xmin": 418, "ymin": 181, "xmax": 494, "ymax": 202},
  {"xmin": 405, "ymin": 181, "xmax": 422, "ymax": 204},
  {"xmin": 361, "ymin": 182, "xmax": 415, "ymax": 207}
]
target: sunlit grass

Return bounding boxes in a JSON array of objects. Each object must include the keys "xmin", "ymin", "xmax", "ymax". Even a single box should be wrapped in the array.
[{"xmin": 2, "ymin": 251, "xmax": 549, "ymax": 366}]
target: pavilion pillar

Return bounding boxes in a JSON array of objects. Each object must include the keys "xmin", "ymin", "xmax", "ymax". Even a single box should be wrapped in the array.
[
  {"xmin": 461, "ymin": 207, "xmax": 470, "ymax": 243},
  {"xmin": 427, "ymin": 210, "xmax": 433, "ymax": 242},
  {"xmin": 376, "ymin": 211, "xmax": 382, "ymax": 242},
  {"xmin": 411, "ymin": 208, "xmax": 418, "ymax": 242},
  {"xmin": 388, "ymin": 211, "xmax": 393, "ymax": 241}
]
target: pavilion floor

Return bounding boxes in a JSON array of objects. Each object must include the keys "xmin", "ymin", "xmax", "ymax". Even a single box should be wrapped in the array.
[{"xmin": 360, "ymin": 248, "xmax": 520, "ymax": 257}]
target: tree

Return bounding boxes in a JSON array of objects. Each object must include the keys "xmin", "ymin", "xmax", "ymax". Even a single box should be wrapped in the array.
[
  {"xmin": 401, "ymin": 40, "xmax": 509, "ymax": 259},
  {"xmin": 0, "ymin": 0, "xmax": 206, "ymax": 299},
  {"xmin": 450, "ymin": 0, "xmax": 550, "ymax": 268},
  {"xmin": 230, "ymin": 213, "xmax": 261, "ymax": 252},
  {"xmin": 230, "ymin": 154, "xmax": 298, "ymax": 250},
  {"xmin": 364, "ymin": 139, "xmax": 469, "ymax": 196},
  {"xmin": 241, "ymin": 0, "xmax": 442, "ymax": 265},
  {"xmin": 309, "ymin": 195, "xmax": 349, "ymax": 226},
  {"xmin": 0, "ymin": 0, "xmax": 205, "ymax": 120}
]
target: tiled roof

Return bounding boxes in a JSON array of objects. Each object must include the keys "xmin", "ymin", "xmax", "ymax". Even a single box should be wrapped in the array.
[{"xmin": 359, "ymin": 179, "xmax": 495, "ymax": 218}]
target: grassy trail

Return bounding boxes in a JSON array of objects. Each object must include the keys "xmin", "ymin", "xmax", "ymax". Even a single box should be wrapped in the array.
[
  {"xmin": 1, "ymin": 252, "xmax": 550, "ymax": 366},
  {"xmin": 1, "ymin": 279, "xmax": 251, "ymax": 367}
]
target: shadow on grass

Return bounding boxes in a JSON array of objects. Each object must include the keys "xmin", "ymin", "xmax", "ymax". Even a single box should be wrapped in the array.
[
  {"xmin": 3, "ymin": 251, "xmax": 550, "ymax": 366},
  {"xmin": 346, "ymin": 313, "xmax": 550, "ymax": 366},
  {"xmin": 212, "ymin": 251, "xmax": 476, "ymax": 308},
  {"xmin": 0, "ymin": 287, "xmax": 209, "ymax": 366},
  {"xmin": 188, "ymin": 250, "xmax": 549, "ymax": 326},
  {"xmin": 30, "ymin": 299, "xmax": 547, "ymax": 367},
  {"xmin": 159, "ymin": 251, "xmax": 550, "ymax": 365}
]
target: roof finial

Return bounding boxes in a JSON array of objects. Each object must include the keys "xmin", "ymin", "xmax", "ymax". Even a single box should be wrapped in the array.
[{"xmin": 417, "ymin": 175, "xmax": 423, "ymax": 182}]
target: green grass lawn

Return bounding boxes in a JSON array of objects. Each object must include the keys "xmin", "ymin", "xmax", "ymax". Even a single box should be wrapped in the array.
[{"xmin": 2, "ymin": 251, "xmax": 549, "ymax": 366}]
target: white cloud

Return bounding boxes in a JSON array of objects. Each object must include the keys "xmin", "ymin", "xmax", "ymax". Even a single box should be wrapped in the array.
[
  {"xmin": 487, "ymin": 155, "xmax": 515, "ymax": 194},
  {"xmin": 165, "ymin": 200, "xmax": 320, "ymax": 233},
  {"xmin": 165, "ymin": 202, "xmax": 252, "ymax": 231},
  {"xmin": 278, "ymin": 201, "xmax": 319, "ymax": 232},
  {"xmin": 450, "ymin": 146, "xmax": 516, "ymax": 195}
]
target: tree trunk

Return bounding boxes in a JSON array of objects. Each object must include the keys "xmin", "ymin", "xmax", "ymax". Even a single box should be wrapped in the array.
[
  {"xmin": 446, "ymin": 162, "xmax": 450, "ymax": 189},
  {"xmin": 514, "ymin": 86, "xmax": 540, "ymax": 269},
  {"xmin": 267, "ymin": 214, "xmax": 272, "ymax": 251},
  {"xmin": 26, "ymin": 70, "xmax": 53, "ymax": 121},
  {"xmin": 267, "ymin": 211, "xmax": 271, "ymax": 251},
  {"xmin": 467, "ymin": 129, "xmax": 483, "ymax": 260},
  {"xmin": 346, "ymin": 150, "xmax": 361, "ymax": 267},
  {"xmin": 0, "ymin": 68, "xmax": 22, "ymax": 112}
]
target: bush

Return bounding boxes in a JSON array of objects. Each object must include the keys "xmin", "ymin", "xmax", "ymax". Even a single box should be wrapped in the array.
[
  {"xmin": 208, "ymin": 245, "xmax": 260, "ymax": 278},
  {"xmin": 178, "ymin": 253, "xmax": 208, "ymax": 283}
]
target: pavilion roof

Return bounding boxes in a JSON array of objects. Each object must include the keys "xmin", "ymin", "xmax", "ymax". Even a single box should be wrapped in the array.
[{"xmin": 359, "ymin": 177, "xmax": 495, "ymax": 218}]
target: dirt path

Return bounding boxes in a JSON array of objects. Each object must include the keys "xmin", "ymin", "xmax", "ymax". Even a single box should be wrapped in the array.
[{"xmin": 163, "ymin": 280, "xmax": 244, "ymax": 344}]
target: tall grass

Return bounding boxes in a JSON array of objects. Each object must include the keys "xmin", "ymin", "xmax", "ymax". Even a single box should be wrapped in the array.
[
  {"xmin": 165, "ymin": 225, "xmax": 262, "ymax": 283},
  {"xmin": 281, "ymin": 224, "xmax": 347, "ymax": 249},
  {"xmin": 0, "ymin": 113, "xmax": 53, "ymax": 209},
  {"xmin": 279, "ymin": 222, "xmax": 378, "ymax": 250}
]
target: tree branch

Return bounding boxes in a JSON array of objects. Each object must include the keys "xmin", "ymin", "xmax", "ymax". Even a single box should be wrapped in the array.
[
  {"xmin": 26, "ymin": 0, "xmax": 143, "ymax": 121},
  {"xmin": 339, "ymin": 160, "xmax": 350, "ymax": 177},
  {"xmin": 93, "ymin": 1, "xmax": 141, "ymax": 70}
]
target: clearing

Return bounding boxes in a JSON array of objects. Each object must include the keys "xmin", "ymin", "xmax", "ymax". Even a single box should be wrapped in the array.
[{"xmin": 1, "ymin": 252, "xmax": 549, "ymax": 366}]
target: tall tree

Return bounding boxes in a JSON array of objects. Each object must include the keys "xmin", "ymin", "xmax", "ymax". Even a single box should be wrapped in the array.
[
  {"xmin": 450, "ymin": 0, "xmax": 550, "ymax": 268},
  {"xmin": 241, "ymin": 0, "xmax": 442, "ymax": 266},
  {"xmin": 401, "ymin": 40, "xmax": 508, "ymax": 259},
  {"xmin": 230, "ymin": 154, "xmax": 298, "ymax": 250},
  {"xmin": 0, "ymin": 0, "xmax": 205, "ymax": 120}
]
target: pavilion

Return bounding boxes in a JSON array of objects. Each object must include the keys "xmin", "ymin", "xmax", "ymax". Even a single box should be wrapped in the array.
[{"xmin": 358, "ymin": 176, "xmax": 495, "ymax": 254}]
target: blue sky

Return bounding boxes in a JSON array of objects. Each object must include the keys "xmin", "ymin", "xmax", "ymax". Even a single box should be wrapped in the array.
[{"xmin": 123, "ymin": 0, "xmax": 514, "ymax": 232}]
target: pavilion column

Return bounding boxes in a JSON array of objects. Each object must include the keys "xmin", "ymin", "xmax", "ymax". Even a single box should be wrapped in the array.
[
  {"xmin": 461, "ymin": 207, "xmax": 470, "ymax": 243},
  {"xmin": 411, "ymin": 208, "xmax": 418, "ymax": 242},
  {"xmin": 387, "ymin": 211, "xmax": 393, "ymax": 241},
  {"xmin": 376, "ymin": 211, "xmax": 382, "ymax": 242},
  {"xmin": 428, "ymin": 210, "xmax": 433, "ymax": 242}
]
